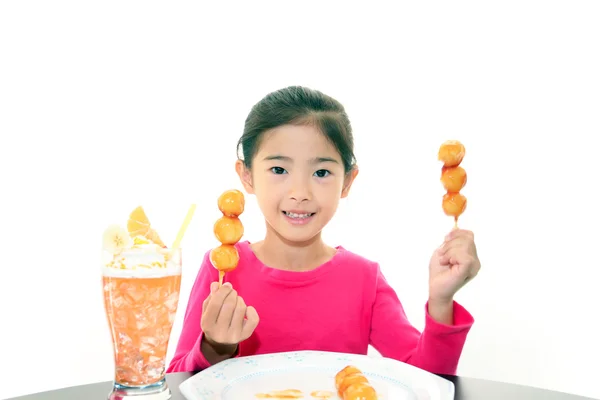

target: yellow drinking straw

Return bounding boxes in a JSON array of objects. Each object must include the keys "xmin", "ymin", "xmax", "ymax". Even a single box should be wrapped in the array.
[{"xmin": 171, "ymin": 204, "xmax": 197, "ymax": 255}]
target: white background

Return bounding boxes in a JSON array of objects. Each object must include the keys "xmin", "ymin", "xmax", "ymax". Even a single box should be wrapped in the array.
[{"xmin": 1, "ymin": 1, "xmax": 599, "ymax": 399}]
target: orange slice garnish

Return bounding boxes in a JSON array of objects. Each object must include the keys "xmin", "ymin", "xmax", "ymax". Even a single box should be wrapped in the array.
[{"xmin": 127, "ymin": 206, "xmax": 166, "ymax": 248}]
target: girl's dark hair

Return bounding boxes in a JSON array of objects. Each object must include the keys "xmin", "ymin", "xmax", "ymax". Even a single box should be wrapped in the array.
[{"xmin": 237, "ymin": 86, "xmax": 356, "ymax": 174}]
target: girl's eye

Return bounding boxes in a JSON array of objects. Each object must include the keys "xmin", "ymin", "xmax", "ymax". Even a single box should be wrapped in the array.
[
  {"xmin": 270, "ymin": 167, "xmax": 287, "ymax": 175},
  {"xmin": 314, "ymin": 169, "xmax": 330, "ymax": 178}
]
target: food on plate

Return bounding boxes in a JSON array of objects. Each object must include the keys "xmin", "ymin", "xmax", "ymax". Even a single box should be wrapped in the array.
[
  {"xmin": 211, "ymin": 189, "xmax": 246, "ymax": 285},
  {"xmin": 343, "ymin": 383, "xmax": 377, "ymax": 400},
  {"xmin": 255, "ymin": 389, "xmax": 335, "ymax": 399},
  {"xmin": 335, "ymin": 365, "xmax": 378, "ymax": 400},
  {"xmin": 335, "ymin": 366, "xmax": 362, "ymax": 390},
  {"xmin": 254, "ymin": 389, "xmax": 304, "ymax": 398},
  {"xmin": 310, "ymin": 390, "xmax": 335, "ymax": 399}
]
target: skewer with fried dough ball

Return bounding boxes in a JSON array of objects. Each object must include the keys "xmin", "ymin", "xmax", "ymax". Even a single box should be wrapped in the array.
[
  {"xmin": 211, "ymin": 189, "xmax": 245, "ymax": 286},
  {"xmin": 438, "ymin": 140, "xmax": 467, "ymax": 228}
]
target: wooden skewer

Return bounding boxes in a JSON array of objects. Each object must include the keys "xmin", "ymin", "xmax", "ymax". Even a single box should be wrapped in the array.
[{"xmin": 218, "ymin": 271, "xmax": 225, "ymax": 287}]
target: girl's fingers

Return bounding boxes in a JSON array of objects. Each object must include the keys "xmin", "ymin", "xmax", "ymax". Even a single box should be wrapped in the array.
[
  {"xmin": 204, "ymin": 282, "xmax": 234, "ymax": 325},
  {"xmin": 230, "ymin": 296, "xmax": 247, "ymax": 334},
  {"xmin": 201, "ymin": 282, "xmax": 220, "ymax": 314},
  {"xmin": 241, "ymin": 306, "xmax": 260, "ymax": 341},
  {"xmin": 216, "ymin": 286, "xmax": 238, "ymax": 327}
]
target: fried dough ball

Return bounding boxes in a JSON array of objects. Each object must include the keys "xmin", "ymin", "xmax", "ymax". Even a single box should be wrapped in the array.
[
  {"xmin": 442, "ymin": 192, "xmax": 467, "ymax": 218},
  {"xmin": 214, "ymin": 216, "xmax": 244, "ymax": 245},
  {"xmin": 209, "ymin": 244, "xmax": 240, "ymax": 272},
  {"xmin": 440, "ymin": 166, "xmax": 467, "ymax": 192},
  {"xmin": 218, "ymin": 189, "xmax": 245, "ymax": 217},
  {"xmin": 343, "ymin": 382, "xmax": 378, "ymax": 400},
  {"xmin": 438, "ymin": 140, "xmax": 465, "ymax": 167},
  {"xmin": 335, "ymin": 366, "xmax": 378, "ymax": 400}
]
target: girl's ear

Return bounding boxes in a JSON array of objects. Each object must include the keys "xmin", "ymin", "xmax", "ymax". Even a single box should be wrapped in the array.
[
  {"xmin": 235, "ymin": 159, "xmax": 254, "ymax": 194},
  {"xmin": 341, "ymin": 166, "xmax": 359, "ymax": 198}
]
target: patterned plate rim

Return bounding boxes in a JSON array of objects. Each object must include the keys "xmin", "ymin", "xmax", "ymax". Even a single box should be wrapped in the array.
[{"xmin": 179, "ymin": 350, "xmax": 455, "ymax": 400}]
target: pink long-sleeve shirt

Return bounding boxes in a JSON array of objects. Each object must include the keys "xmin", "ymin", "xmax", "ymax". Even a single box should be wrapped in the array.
[{"xmin": 167, "ymin": 241, "xmax": 474, "ymax": 376}]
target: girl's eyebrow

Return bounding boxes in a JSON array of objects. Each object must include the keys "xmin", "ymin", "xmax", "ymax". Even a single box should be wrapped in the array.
[
  {"xmin": 263, "ymin": 155, "xmax": 292, "ymax": 162},
  {"xmin": 313, "ymin": 157, "xmax": 339, "ymax": 164},
  {"xmin": 263, "ymin": 155, "xmax": 340, "ymax": 164}
]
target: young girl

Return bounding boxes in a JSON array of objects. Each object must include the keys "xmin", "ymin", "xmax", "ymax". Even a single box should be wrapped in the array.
[{"xmin": 167, "ymin": 86, "xmax": 480, "ymax": 376}]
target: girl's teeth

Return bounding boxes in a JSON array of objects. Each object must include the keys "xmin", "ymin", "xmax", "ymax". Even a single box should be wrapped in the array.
[{"xmin": 285, "ymin": 212, "xmax": 312, "ymax": 218}]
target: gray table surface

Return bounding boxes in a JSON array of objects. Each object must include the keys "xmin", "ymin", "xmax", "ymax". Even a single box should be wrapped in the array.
[{"xmin": 5, "ymin": 372, "xmax": 597, "ymax": 400}]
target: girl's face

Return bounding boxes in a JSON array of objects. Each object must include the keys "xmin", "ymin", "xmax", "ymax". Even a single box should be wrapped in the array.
[{"xmin": 236, "ymin": 124, "xmax": 358, "ymax": 245}]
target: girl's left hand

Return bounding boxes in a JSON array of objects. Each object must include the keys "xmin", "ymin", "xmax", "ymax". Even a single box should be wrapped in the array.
[{"xmin": 428, "ymin": 229, "xmax": 481, "ymax": 303}]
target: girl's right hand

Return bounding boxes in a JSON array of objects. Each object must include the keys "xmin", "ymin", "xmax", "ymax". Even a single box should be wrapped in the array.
[{"xmin": 200, "ymin": 281, "xmax": 259, "ymax": 352}]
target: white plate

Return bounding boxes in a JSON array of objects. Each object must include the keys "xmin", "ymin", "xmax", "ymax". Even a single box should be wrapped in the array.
[{"xmin": 179, "ymin": 350, "xmax": 454, "ymax": 400}]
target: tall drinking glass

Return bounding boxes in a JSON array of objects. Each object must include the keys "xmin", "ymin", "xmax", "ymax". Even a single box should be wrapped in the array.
[{"xmin": 102, "ymin": 246, "xmax": 182, "ymax": 399}]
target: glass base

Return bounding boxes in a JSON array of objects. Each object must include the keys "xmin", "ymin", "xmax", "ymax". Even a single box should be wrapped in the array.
[{"xmin": 108, "ymin": 378, "xmax": 171, "ymax": 400}]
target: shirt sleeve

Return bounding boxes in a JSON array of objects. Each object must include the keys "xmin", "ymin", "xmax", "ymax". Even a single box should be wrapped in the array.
[
  {"xmin": 166, "ymin": 250, "xmax": 242, "ymax": 373},
  {"xmin": 368, "ymin": 264, "xmax": 474, "ymax": 376}
]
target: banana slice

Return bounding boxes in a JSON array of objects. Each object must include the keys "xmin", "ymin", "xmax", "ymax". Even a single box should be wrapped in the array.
[{"xmin": 102, "ymin": 224, "xmax": 133, "ymax": 253}]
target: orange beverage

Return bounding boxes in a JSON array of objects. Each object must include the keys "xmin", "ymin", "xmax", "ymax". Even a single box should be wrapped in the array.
[
  {"xmin": 102, "ymin": 240, "xmax": 182, "ymax": 399},
  {"xmin": 103, "ymin": 274, "xmax": 181, "ymax": 385}
]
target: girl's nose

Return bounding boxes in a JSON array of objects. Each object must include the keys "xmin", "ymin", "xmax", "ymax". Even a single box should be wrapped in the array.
[{"xmin": 289, "ymin": 177, "xmax": 311, "ymax": 202}]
